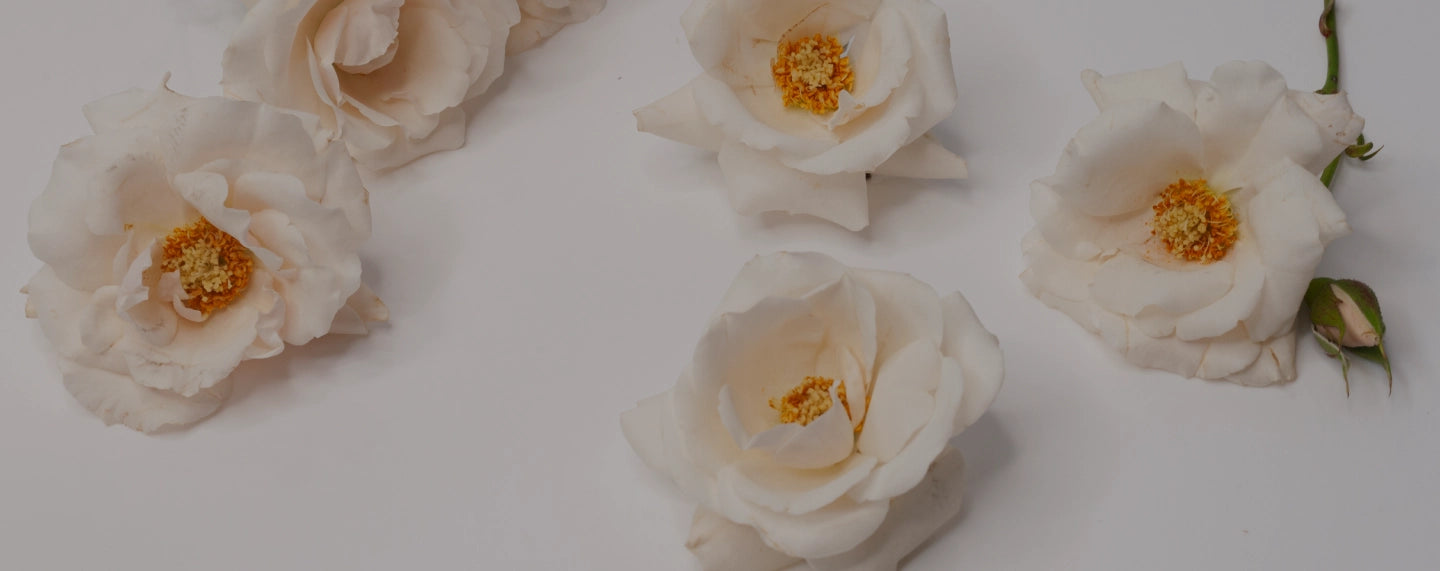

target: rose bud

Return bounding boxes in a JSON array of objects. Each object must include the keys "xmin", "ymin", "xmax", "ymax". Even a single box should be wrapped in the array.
[{"xmin": 1304, "ymin": 278, "xmax": 1391, "ymax": 394}]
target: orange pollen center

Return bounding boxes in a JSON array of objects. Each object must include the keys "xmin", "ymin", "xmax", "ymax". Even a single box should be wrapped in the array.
[
  {"xmin": 771, "ymin": 34, "xmax": 854, "ymax": 114},
  {"xmin": 159, "ymin": 218, "xmax": 254, "ymax": 314},
  {"xmin": 1151, "ymin": 179, "xmax": 1238, "ymax": 264},
  {"xmin": 770, "ymin": 376, "xmax": 856, "ymax": 428}
]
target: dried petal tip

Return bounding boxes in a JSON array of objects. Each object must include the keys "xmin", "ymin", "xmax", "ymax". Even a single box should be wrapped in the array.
[{"xmin": 1304, "ymin": 278, "xmax": 1392, "ymax": 394}]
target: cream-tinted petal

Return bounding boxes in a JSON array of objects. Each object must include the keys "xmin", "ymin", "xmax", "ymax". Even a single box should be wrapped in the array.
[
  {"xmin": 718, "ymin": 142, "xmax": 870, "ymax": 230},
  {"xmin": 686, "ymin": 507, "xmax": 802, "ymax": 571},
  {"xmin": 61, "ymin": 360, "xmax": 232, "ymax": 433},
  {"xmin": 808, "ymin": 447, "xmax": 965, "ymax": 571},
  {"xmin": 938, "ymin": 291, "xmax": 1003, "ymax": 431},
  {"xmin": 635, "ymin": 80, "xmax": 726, "ymax": 152},
  {"xmin": 1046, "ymin": 100, "xmax": 1205, "ymax": 217},
  {"xmin": 1082, "ymin": 62, "xmax": 1197, "ymax": 118}
]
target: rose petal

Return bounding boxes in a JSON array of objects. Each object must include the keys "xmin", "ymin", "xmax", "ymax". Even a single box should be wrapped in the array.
[
  {"xmin": 1044, "ymin": 100, "xmax": 1205, "ymax": 217},
  {"xmin": 715, "ymin": 252, "xmax": 849, "ymax": 317},
  {"xmin": 635, "ymin": 80, "xmax": 726, "ymax": 152},
  {"xmin": 686, "ymin": 506, "xmax": 802, "ymax": 571},
  {"xmin": 1194, "ymin": 61, "xmax": 1289, "ymax": 176},
  {"xmin": 717, "ymin": 142, "xmax": 870, "ymax": 230},
  {"xmin": 1224, "ymin": 328, "xmax": 1297, "ymax": 387},
  {"xmin": 1030, "ymin": 181, "xmax": 1150, "ymax": 260},
  {"xmin": 1082, "ymin": 62, "xmax": 1197, "ymax": 118},
  {"xmin": 849, "ymin": 355, "xmax": 962, "ymax": 502},
  {"xmin": 872, "ymin": 134, "xmax": 967, "ymax": 179},
  {"xmin": 1090, "ymin": 254, "xmax": 1234, "ymax": 317},
  {"xmin": 61, "ymin": 360, "xmax": 233, "ymax": 433},
  {"xmin": 855, "ymin": 340, "xmax": 939, "ymax": 462},
  {"xmin": 1242, "ymin": 160, "xmax": 1349, "ymax": 341},
  {"xmin": 808, "ymin": 447, "xmax": 966, "ymax": 571},
  {"xmin": 939, "ymin": 291, "xmax": 1004, "ymax": 431},
  {"xmin": 724, "ymin": 453, "xmax": 878, "ymax": 515}
]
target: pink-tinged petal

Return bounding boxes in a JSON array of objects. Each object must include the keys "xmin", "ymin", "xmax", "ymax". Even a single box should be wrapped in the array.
[
  {"xmin": 1194, "ymin": 61, "xmax": 1289, "ymax": 174},
  {"xmin": 872, "ymin": 134, "xmax": 967, "ymax": 179},
  {"xmin": 343, "ymin": 105, "xmax": 468, "ymax": 171},
  {"xmin": 1242, "ymin": 160, "xmax": 1349, "ymax": 341},
  {"xmin": 61, "ymin": 361, "xmax": 232, "ymax": 433},
  {"xmin": 849, "ymin": 355, "xmax": 961, "ymax": 502},
  {"xmin": 1082, "ymin": 62, "xmax": 1197, "ymax": 118},
  {"xmin": 635, "ymin": 80, "xmax": 726, "ymax": 153},
  {"xmin": 718, "ymin": 142, "xmax": 870, "ymax": 230},
  {"xmin": 939, "ymin": 292, "xmax": 1004, "ymax": 431},
  {"xmin": 312, "ymin": 0, "xmax": 404, "ymax": 73},
  {"xmin": 222, "ymin": 0, "xmax": 335, "ymax": 122},
  {"xmin": 328, "ymin": 282, "xmax": 388, "ymax": 335},
  {"xmin": 687, "ymin": 506, "xmax": 802, "ymax": 571},
  {"xmin": 1045, "ymin": 100, "xmax": 1205, "ymax": 217},
  {"xmin": 339, "ymin": 2, "xmax": 473, "ymax": 117},
  {"xmin": 808, "ymin": 447, "xmax": 965, "ymax": 571}
]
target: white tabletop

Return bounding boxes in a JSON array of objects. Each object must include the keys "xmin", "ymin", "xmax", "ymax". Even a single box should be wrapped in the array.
[{"xmin": 1, "ymin": 0, "xmax": 1437, "ymax": 568}]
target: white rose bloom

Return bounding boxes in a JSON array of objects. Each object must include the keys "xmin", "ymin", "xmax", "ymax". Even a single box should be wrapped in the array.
[
  {"xmin": 222, "ymin": 0, "xmax": 522, "ymax": 171},
  {"xmin": 24, "ymin": 82, "xmax": 387, "ymax": 432},
  {"xmin": 1021, "ymin": 61, "xmax": 1361, "ymax": 386},
  {"xmin": 622, "ymin": 252, "xmax": 1003, "ymax": 570},
  {"xmin": 506, "ymin": 0, "xmax": 606, "ymax": 54},
  {"xmin": 635, "ymin": 0, "xmax": 968, "ymax": 231}
]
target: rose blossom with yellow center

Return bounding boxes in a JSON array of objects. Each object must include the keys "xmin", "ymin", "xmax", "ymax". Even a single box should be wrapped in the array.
[
  {"xmin": 771, "ymin": 34, "xmax": 854, "ymax": 114},
  {"xmin": 160, "ymin": 218, "xmax": 254, "ymax": 314},
  {"xmin": 1150, "ymin": 179, "xmax": 1239, "ymax": 264}
]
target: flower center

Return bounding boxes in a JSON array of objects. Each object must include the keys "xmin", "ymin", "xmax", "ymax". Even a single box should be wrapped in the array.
[
  {"xmin": 160, "ymin": 218, "xmax": 254, "ymax": 314},
  {"xmin": 1151, "ymin": 179, "xmax": 1238, "ymax": 263},
  {"xmin": 770, "ymin": 376, "xmax": 852, "ymax": 427},
  {"xmin": 771, "ymin": 34, "xmax": 854, "ymax": 114}
]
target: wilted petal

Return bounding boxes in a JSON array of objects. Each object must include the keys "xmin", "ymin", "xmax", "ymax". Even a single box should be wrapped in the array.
[{"xmin": 62, "ymin": 361, "xmax": 232, "ymax": 433}]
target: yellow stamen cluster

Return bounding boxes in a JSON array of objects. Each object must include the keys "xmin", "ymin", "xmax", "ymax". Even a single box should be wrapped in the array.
[
  {"xmin": 770, "ymin": 376, "xmax": 853, "ymax": 427},
  {"xmin": 160, "ymin": 218, "xmax": 254, "ymax": 314},
  {"xmin": 1151, "ymin": 179, "xmax": 1238, "ymax": 263},
  {"xmin": 771, "ymin": 34, "xmax": 854, "ymax": 114}
]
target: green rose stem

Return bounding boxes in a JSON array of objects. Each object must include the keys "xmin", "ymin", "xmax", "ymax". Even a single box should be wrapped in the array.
[
  {"xmin": 1307, "ymin": 1, "xmax": 1392, "ymax": 395},
  {"xmin": 1316, "ymin": 0, "xmax": 1380, "ymax": 188}
]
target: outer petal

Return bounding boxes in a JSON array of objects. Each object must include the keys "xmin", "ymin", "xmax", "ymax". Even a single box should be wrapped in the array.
[
  {"xmin": 1194, "ymin": 61, "xmax": 1289, "ymax": 175},
  {"xmin": 718, "ymin": 142, "xmax": 870, "ymax": 230},
  {"xmin": 872, "ymin": 134, "xmax": 967, "ymax": 179},
  {"xmin": 61, "ymin": 362, "xmax": 233, "ymax": 433},
  {"xmin": 1224, "ymin": 327, "xmax": 1297, "ymax": 387},
  {"xmin": 686, "ymin": 507, "xmax": 801, "ymax": 571},
  {"xmin": 849, "ymin": 355, "xmax": 962, "ymax": 502},
  {"xmin": 508, "ymin": 0, "xmax": 604, "ymax": 53},
  {"xmin": 1082, "ymin": 62, "xmax": 1197, "ymax": 119},
  {"xmin": 635, "ymin": 79, "xmax": 726, "ymax": 153},
  {"xmin": 855, "ymin": 341, "xmax": 940, "ymax": 462},
  {"xmin": 1242, "ymin": 160, "xmax": 1350, "ymax": 341},
  {"xmin": 808, "ymin": 447, "xmax": 966, "ymax": 571},
  {"xmin": 1044, "ymin": 100, "xmax": 1205, "ymax": 217},
  {"xmin": 715, "ymin": 252, "xmax": 849, "ymax": 317},
  {"xmin": 938, "ymin": 291, "xmax": 1003, "ymax": 431}
]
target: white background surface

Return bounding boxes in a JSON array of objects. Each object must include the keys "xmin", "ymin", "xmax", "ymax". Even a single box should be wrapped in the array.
[{"xmin": 1, "ymin": 0, "xmax": 1437, "ymax": 569}]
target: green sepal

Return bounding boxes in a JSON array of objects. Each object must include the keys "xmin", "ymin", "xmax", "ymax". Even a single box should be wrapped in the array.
[
  {"xmin": 1347, "ymin": 342, "xmax": 1394, "ymax": 394},
  {"xmin": 1312, "ymin": 326, "xmax": 1351, "ymax": 395},
  {"xmin": 1303, "ymin": 277, "xmax": 1345, "ymax": 332},
  {"xmin": 1331, "ymin": 279, "xmax": 1386, "ymax": 338}
]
